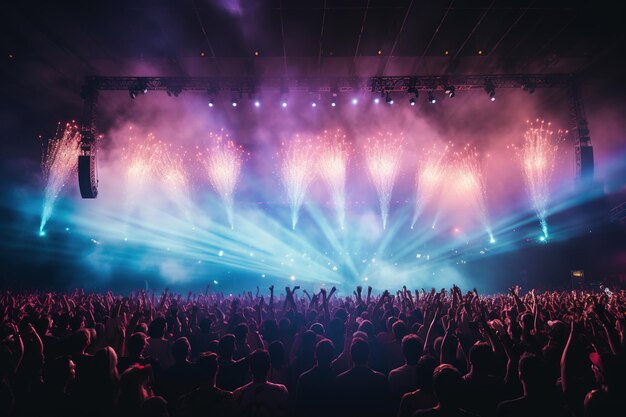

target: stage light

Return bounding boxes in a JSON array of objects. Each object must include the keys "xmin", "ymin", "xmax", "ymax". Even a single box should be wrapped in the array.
[
  {"xmin": 539, "ymin": 236, "xmax": 546, "ymax": 242},
  {"xmin": 213, "ymin": 279, "xmax": 219, "ymax": 284},
  {"xmin": 374, "ymin": 97, "xmax": 380, "ymax": 104},
  {"xmin": 231, "ymin": 101, "xmax": 238, "ymax": 107},
  {"xmin": 311, "ymin": 102, "xmax": 317, "ymax": 107},
  {"xmin": 38, "ymin": 230, "xmax": 46, "ymax": 237},
  {"xmin": 385, "ymin": 93, "xmax": 393, "ymax": 104},
  {"xmin": 428, "ymin": 92, "xmax": 436, "ymax": 104},
  {"xmin": 281, "ymin": 101, "xmax": 288, "ymax": 108},
  {"xmin": 254, "ymin": 100, "xmax": 261, "ymax": 107},
  {"xmin": 290, "ymin": 275, "xmax": 296, "ymax": 281},
  {"xmin": 489, "ymin": 237, "xmax": 496, "ymax": 244},
  {"xmin": 218, "ymin": 250, "xmax": 224, "ymax": 256},
  {"xmin": 409, "ymin": 97, "xmax": 416, "ymax": 106},
  {"xmin": 352, "ymin": 98, "xmax": 358, "ymax": 105},
  {"xmin": 331, "ymin": 101, "xmax": 336, "ymax": 107},
  {"xmin": 208, "ymin": 101, "xmax": 214, "ymax": 107},
  {"xmin": 485, "ymin": 80, "xmax": 496, "ymax": 101},
  {"xmin": 444, "ymin": 85, "xmax": 455, "ymax": 98}
]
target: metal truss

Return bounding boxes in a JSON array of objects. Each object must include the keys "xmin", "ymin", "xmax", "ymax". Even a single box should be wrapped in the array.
[{"xmin": 79, "ymin": 73, "xmax": 593, "ymax": 198}]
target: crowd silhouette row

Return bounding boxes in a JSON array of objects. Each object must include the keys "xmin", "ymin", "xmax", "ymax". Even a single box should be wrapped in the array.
[{"xmin": 1, "ymin": 284, "xmax": 625, "ymax": 417}]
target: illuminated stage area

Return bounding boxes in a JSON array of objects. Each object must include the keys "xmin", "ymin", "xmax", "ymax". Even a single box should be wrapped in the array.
[
  {"xmin": 1, "ymin": 2, "xmax": 624, "ymax": 294},
  {"xmin": 3, "ymin": 84, "xmax": 620, "ymax": 293}
]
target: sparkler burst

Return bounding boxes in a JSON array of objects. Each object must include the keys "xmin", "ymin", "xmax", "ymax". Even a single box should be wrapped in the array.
[
  {"xmin": 412, "ymin": 145, "xmax": 447, "ymax": 229},
  {"xmin": 156, "ymin": 144, "xmax": 192, "ymax": 223},
  {"xmin": 453, "ymin": 147, "xmax": 493, "ymax": 241},
  {"xmin": 518, "ymin": 120, "xmax": 560, "ymax": 239},
  {"xmin": 281, "ymin": 136, "xmax": 318, "ymax": 230},
  {"xmin": 199, "ymin": 131, "xmax": 244, "ymax": 229},
  {"xmin": 318, "ymin": 129, "xmax": 350, "ymax": 230},
  {"xmin": 364, "ymin": 132, "xmax": 404, "ymax": 229},
  {"xmin": 39, "ymin": 123, "xmax": 81, "ymax": 233}
]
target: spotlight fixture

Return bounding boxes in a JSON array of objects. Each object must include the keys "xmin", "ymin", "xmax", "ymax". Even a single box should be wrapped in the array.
[
  {"xmin": 311, "ymin": 102, "xmax": 317, "ymax": 107},
  {"xmin": 352, "ymin": 98, "xmax": 358, "ymax": 105},
  {"xmin": 331, "ymin": 101, "xmax": 336, "ymax": 107},
  {"xmin": 254, "ymin": 100, "xmax": 261, "ymax": 107},
  {"xmin": 231, "ymin": 100, "xmax": 238, "ymax": 107},
  {"xmin": 374, "ymin": 97, "xmax": 380, "ymax": 104},
  {"xmin": 407, "ymin": 86, "xmax": 419, "ymax": 105},
  {"xmin": 166, "ymin": 85, "xmax": 182, "ymax": 97},
  {"xmin": 409, "ymin": 97, "xmax": 416, "ymax": 106},
  {"xmin": 128, "ymin": 88, "xmax": 138, "ymax": 99},
  {"xmin": 428, "ymin": 92, "xmax": 436, "ymax": 104},
  {"xmin": 485, "ymin": 80, "xmax": 496, "ymax": 101},
  {"xmin": 281, "ymin": 101, "xmax": 288, "ymax": 108},
  {"xmin": 208, "ymin": 99, "xmax": 214, "ymax": 107},
  {"xmin": 385, "ymin": 93, "xmax": 393, "ymax": 104},
  {"xmin": 444, "ymin": 85, "xmax": 455, "ymax": 98}
]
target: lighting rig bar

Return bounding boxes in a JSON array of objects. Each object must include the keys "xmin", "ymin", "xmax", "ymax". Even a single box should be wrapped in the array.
[{"xmin": 78, "ymin": 74, "xmax": 593, "ymax": 198}]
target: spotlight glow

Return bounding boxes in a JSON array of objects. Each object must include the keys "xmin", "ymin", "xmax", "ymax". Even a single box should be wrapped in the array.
[
  {"xmin": 281, "ymin": 101, "xmax": 288, "ymax": 108},
  {"xmin": 254, "ymin": 100, "xmax": 261, "ymax": 107},
  {"xmin": 352, "ymin": 98, "xmax": 358, "ymax": 105}
]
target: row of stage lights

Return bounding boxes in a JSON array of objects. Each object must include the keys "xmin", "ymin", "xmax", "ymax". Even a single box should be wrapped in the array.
[
  {"xmin": 206, "ymin": 86, "xmax": 498, "ymax": 108},
  {"xmin": 129, "ymin": 82, "xmax": 498, "ymax": 106}
]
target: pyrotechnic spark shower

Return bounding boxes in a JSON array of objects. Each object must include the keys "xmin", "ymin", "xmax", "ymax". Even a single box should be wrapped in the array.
[
  {"xmin": 156, "ymin": 144, "xmax": 193, "ymax": 223},
  {"xmin": 199, "ymin": 132, "xmax": 244, "ymax": 229},
  {"xmin": 281, "ymin": 136, "xmax": 318, "ymax": 230},
  {"xmin": 364, "ymin": 132, "xmax": 404, "ymax": 230},
  {"xmin": 454, "ymin": 147, "xmax": 493, "ymax": 241},
  {"xmin": 39, "ymin": 123, "xmax": 81, "ymax": 233},
  {"xmin": 518, "ymin": 120, "xmax": 559, "ymax": 239},
  {"xmin": 412, "ymin": 145, "xmax": 447, "ymax": 229},
  {"xmin": 318, "ymin": 130, "xmax": 350, "ymax": 230}
]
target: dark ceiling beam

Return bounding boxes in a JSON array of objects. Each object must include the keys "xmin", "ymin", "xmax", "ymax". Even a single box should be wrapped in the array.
[
  {"xmin": 450, "ymin": 0, "xmax": 497, "ymax": 62},
  {"xmin": 317, "ymin": 0, "xmax": 327, "ymax": 79},
  {"xmin": 382, "ymin": 0, "xmax": 415, "ymax": 75},
  {"xmin": 487, "ymin": 0, "xmax": 536, "ymax": 57}
]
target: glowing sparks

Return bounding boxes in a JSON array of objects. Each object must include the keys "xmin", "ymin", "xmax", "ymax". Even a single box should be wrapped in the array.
[
  {"xmin": 412, "ymin": 145, "xmax": 447, "ymax": 228},
  {"xmin": 318, "ymin": 129, "xmax": 350, "ymax": 230},
  {"xmin": 157, "ymin": 144, "xmax": 192, "ymax": 222},
  {"xmin": 364, "ymin": 132, "xmax": 404, "ymax": 229},
  {"xmin": 281, "ymin": 136, "xmax": 318, "ymax": 230},
  {"xmin": 199, "ymin": 132, "xmax": 244, "ymax": 229},
  {"xmin": 519, "ymin": 120, "xmax": 560, "ymax": 239},
  {"xmin": 453, "ymin": 147, "xmax": 493, "ymax": 241},
  {"xmin": 40, "ymin": 123, "xmax": 81, "ymax": 233}
]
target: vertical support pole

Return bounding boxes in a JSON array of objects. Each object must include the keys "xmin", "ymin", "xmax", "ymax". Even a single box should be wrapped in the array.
[
  {"xmin": 78, "ymin": 77, "xmax": 99, "ymax": 198},
  {"xmin": 566, "ymin": 75, "xmax": 594, "ymax": 182}
]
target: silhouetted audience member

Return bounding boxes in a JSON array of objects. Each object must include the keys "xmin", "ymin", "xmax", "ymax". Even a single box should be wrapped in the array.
[
  {"xmin": 335, "ymin": 338, "xmax": 389, "ymax": 417},
  {"xmin": 117, "ymin": 364, "xmax": 154, "ymax": 417},
  {"xmin": 463, "ymin": 342, "xmax": 505, "ymax": 417},
  {"xmin": 145, "ymin": 318, "xmax": 173, "ymax": 369},
  {"xmin": 295, "ymin": 338, "xmax": 338, "ymax": 417},
  {"xmin": 177, "ymin": 352, "xmax": 235, "ymax": 417},
  {"xmin": 389, "ymin": 334, "xmax": 424, "ymax": 404},
  {"xmin": 398, "ymin": 355, "xmax": 438, "ymax": 417},
  {"xmin": 216, "ymin": 334, "xmax": 249, "ymax": 392},
  {"xmin": 233, "ymin": 349, "xmax": 289, "ymax": 417},
  {"xmin": 414, "ymin": 364, "xmax": 477, "ymax": 417},
  {"xmin": 497, "ymin": 353, "xmax": 570, "ymax": 417}
]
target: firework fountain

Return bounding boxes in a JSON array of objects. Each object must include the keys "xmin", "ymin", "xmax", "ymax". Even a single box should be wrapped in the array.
[
  {"xmin": 364, "ymin": 132, "xmax": 404, "ymax": 230},
  {"xmin": 156, "ymin": 144, "xmax": 193, "ymax": 224},
  {"xmin": 199, "ymin": 132, "xmax": 244, "ymax": 229},
  {"xmin": 39, "ymin": 123, "xmax": 81, "ymax": 235},
  {"xmin": 454, "ymin": 147, "xmax": 494, "ymax": 242},
  {"xmin": 281, "ymin": 136, "xmax": 318, "ymax": 230},
  {"xmin": 412, "ymin": 145, "xmax": 447, "ymax": 229},
  {"xmin": 518, "ymin": 120, "xmax": 559, "ymax": 240},
  {"xmin": 318, "ymin": 129, "xmax": 350, "ymax": 230}
]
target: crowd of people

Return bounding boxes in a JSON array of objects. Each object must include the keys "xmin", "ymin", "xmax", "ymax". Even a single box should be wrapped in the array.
[{"xmin": 0, "ymin": 284, "xmax": 624, "ymax": 417}]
